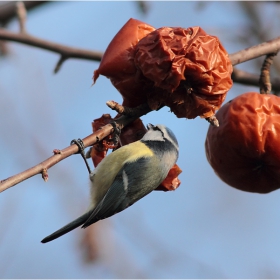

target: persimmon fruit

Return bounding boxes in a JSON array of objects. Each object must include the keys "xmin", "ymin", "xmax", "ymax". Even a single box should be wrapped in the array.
[
  {"xmin": 94, "ymin": 18, "xmax": 233, "ymax": 119},
  {"xmin": 205, "ymin": 92, "xmax": 280, "ymax": 193}
]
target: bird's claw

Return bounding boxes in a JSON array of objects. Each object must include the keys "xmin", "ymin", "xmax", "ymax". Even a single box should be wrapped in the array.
[
  {"xmin": 110, "ymin": 121, "xmax": 121, "ymax": 146},
  {"xmin": 71, "ymin": 138, "xmax": 91, "ymax": 174}
]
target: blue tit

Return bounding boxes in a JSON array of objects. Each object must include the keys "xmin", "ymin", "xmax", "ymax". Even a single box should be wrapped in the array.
[{"xmin": 41, "ymin": 124, "xmax": 179, "ymax": 243}]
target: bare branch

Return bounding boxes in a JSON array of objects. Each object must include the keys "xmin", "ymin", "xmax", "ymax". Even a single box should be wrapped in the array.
[
  {"xmin": 0, "ymin": 28, "xmax": 103, "ymax": 71},
  {"xmin": 232, "ymin": 67, "xmax": 280, "ymax": 93},
  {"xmin": 259, "ymin": 53, "xmax": 278, "ymax": 94},
  {"xmin": 0, "ymin": 124, "xmax": 113, "ymax": 193},
  {"xmin": 0, "ymin": 18, "xmax": 279, "ymax": 75},
  {"xmin": 0, "ymin": 102, "xmax": 152, "ymax": 193},
  {"xmin": 0, "ymin": 1, "xmax": 49, "ymax": 25},
  {"xmin": 106, "ymin": 100, "xmax": 151, "ymax": 117},
  {"xmin": 54, "ymin": 55, "xmax": 67, "ymax": 73},
  {"xmin": 16, "ymin": 2, "xmax": 27, "ymax": 34},
  {"xmin": 229, "ymin": 36, "xmax": 280, "ymax": 66}
]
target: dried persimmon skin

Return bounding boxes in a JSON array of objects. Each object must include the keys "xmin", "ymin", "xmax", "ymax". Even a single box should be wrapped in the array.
[
  {"xmin": 156, "ymin": 164, "xmax": 182, "ymax": 191},
  {"xmin": 93, "ymin": 18, "xmax": 155, "ymax": 80},
  {"xmin": 94, "ymin": 20, "xmax": 232, "ymax": 119},
  {"xmin": 93, "ymin": 18, "xmax": 156, "ymax": 108},
  {"xmin": 205, "ymin": 92, "xmax": 280, "ymax": 193},
  {"xmin": 135, "ymin": 26, "xmax": 233, "ymax": 118},
  {"xmin": 90, "ymin": 114, "xmax": 117, "ymax": 167}
]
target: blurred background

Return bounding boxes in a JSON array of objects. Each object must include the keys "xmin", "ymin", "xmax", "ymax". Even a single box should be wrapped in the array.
[{"xmin": 0, "ymin": 1, "xmax": 280, "ymax": 278}]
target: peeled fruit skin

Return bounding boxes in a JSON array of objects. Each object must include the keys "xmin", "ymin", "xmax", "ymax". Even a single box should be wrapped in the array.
[
  {"xmin": 134, "ymin": 26, "xmax": 233, "ymax": 119},
  {"xmin": 94, "ymin": 18, "xmax": 233, "ymax": 119},
  {"xmin": 93, "ymin": 18, "xmax": 156, "ymax": 108},
  {"xmin": 205, "ymin": 92, "xmax": 280, "ymax": 193}
]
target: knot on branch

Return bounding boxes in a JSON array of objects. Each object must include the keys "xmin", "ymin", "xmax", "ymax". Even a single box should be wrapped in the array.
[{"xmin": 41, "ymin": 168, "xmax": 48, "ymax": 182}]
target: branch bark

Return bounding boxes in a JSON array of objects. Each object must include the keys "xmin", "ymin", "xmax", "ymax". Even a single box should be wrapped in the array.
[
  {"xmin": 0, "ymin": 28, "xmax": 103, "ymax": 72},
  {"xmin": 232, "ymin": 67, "xmax": 280, "ymax": 93},
  {"xmin": 229, "ymin": 36, "xmax": 280, "ymax": 66},
  {"xmin": 259, "ymin": 53, "xmax": 277, "ymax": 94},
  {"xmin": 0, "ymin": 1, "xmax": 49, "ymax": 25},
  {"xmin": 0, "ymin": 27, "xmax": 280, "ymax": 71},
  {"xmin": 0, "ymin": 103, "xmax": 152, "ymax": 193}
]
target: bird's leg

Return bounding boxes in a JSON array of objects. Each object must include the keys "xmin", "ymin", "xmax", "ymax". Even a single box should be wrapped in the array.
[{"xmin": 71, "ymin": 138, "xmax": 92, "ymax": 174}]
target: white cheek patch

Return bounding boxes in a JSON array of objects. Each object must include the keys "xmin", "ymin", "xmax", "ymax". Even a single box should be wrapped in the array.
[
  {"xmin": 142, "ymin": 130, "xmax": 164, "ymax": 141},
  {"xmin": 122, "ymin": 170, "xmax": 129, "ymax": 191}
]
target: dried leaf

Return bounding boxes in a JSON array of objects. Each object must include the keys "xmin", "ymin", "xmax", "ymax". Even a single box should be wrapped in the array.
[
  {"xmin": 90, "ymin": 114, "xmax": 118, "ymax": 167},
  {"xmin": 155, "ymin": 164, "xmax": 182, "ymax": 191}
]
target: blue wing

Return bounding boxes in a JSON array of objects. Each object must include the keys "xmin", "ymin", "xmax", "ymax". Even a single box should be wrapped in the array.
[{"xmin": 82, "ymin": 156, "xmax": 164, "ymax": 228}]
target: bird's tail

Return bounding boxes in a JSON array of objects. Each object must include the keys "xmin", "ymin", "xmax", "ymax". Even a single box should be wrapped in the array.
[{"xmin": 41, "ymin": 211, "xmax": 91, "ymax": 243}]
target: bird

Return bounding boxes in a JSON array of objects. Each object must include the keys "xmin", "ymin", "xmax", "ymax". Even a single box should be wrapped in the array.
[{"xmin": 41, "ymin": 123, "xmax": 179, "ymax": 243}]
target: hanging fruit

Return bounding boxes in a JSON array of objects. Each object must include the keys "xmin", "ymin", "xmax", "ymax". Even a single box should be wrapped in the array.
[
  {"xmin": 94, "ymin": 18, "xmax": 233, "ymax": 119},
  {"xmin": 205, "ymin": 92, "xmax": 280, "ymax": 193}
]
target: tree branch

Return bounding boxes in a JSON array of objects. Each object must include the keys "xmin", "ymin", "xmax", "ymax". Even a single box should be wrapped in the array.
[
  {"xmin": 0, "ymin": 1, "xmax": 49, "ymax": 25},
  {"xmin": 0, "ymin": 103, "xmax": 152, "ymax": 193},
  {"xmin": 16, "ymin": 2, "xmax": 27, "ymax": 34},
  {"xmin": 0, "ymin": 19, "xmax": 279, "ymax": 74},
  {"xmin": 259, "ymin": 53, "xmax": 277, "ymax": 94},
  {"xmin": 232, "ymin": 67, "xmax": 280, "ymax": 93},
  {"xmin": 0, "ymin": 28, "xmax": 103, "ymax": 72},
  {"xmin": 229, "ymin": 36, "xmax": 280, "ymax": 66}
]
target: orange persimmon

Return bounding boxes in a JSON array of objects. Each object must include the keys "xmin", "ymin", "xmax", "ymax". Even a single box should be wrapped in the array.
[
  {"xmin": 94, "ymin": 18, "xmax": 233, "ymax": 119},
  {"xmin": 205, "ymin": 92, "xmax": 280, "ymax": 193}
]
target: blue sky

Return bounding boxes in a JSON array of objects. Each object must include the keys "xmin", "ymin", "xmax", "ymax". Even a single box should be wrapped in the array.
[{"xmin": 1, "ymin": 1, "xmax": 280, "ymax": 278}]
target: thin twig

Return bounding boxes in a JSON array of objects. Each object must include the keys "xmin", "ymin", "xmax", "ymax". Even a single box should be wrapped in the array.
[
  {"xmin": 54, "ymin": 55, "xmax": 67, "ymax": 73},
  {"xmin": 0, "ymin": 125, "xmax": 113, "ymax": 193},
  {"xmin": 16, "ymin": 2, "xmax": 27, "ymax": 34},
  {"xmin": 259, "ymin": 53, "xmax": 278, "ymax": 94},
  {"xmin": 106, "ymin": 100, "xmax": 150, "ymax": 117},
  {"xmin": 0, "ymin": 102, "xmax": 152, "ymax": 193},
  {"xmin": 0, "ymin": 1, "xmax": 49, "ymax": 25},
  {"xmin": 0, "ymin": 28, "xmax": 103, "ymax": 71},
  {"xmin": 0, "ymin": 25, "xmax": 280, "ymax": 74},
  {"xmin": 232, "ymin": 67, "xmax": 280, "ymax": 93},
  {"xmin": 229, "ymin": 36, "xmax": 280, "ymax": 66}
]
